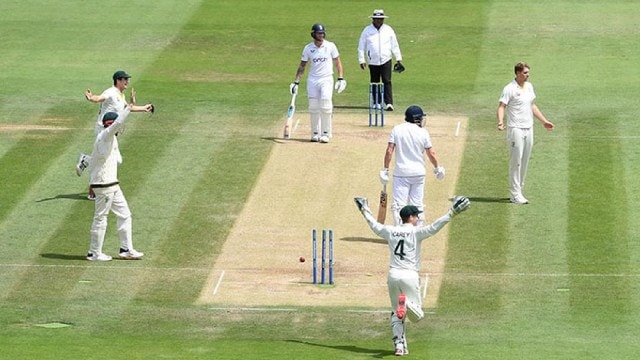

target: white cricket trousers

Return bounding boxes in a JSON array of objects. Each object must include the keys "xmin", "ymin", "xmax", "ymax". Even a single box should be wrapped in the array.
[
  {"xmin": 391, "ymin": 175, "xmax": 426, "ymax": 225},
  {"xmin": 507, "ymin": 127, "xmax": 533, "ymax": 198},
  {"xmin": 388, "ymin": 268, "xmax": 424, "ymax": 341},
  {"xmin": 307, "ymin": 76, "xmax": 334, "ymax": 138},
  {"xmin": 89, "ymin": 184, "xmax": 133, "ymax": 255}
]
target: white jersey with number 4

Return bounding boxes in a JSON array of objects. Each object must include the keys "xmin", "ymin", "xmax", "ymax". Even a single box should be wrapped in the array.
[
  {"xmin": 361, "ymin": 210, "xmax": 451, "ymax": 272},
  {"xmin": 301, "ymin": 40, "xmax": 339, "ymax": 79}
]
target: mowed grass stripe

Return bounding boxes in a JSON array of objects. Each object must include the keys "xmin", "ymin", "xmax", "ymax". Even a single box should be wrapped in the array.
[{"xmin": 568, "ymin": 122, "xmax": 632, "ymax": 323}]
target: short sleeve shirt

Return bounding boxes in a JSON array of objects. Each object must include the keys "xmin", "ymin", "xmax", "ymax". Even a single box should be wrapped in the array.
[
  {"xmin": 389, "ymin": 122, "xmax": 432, "ymax": 177},
  {"xmin": 95, "ymin": 86, "xmax": 127, "ymax": 129},
  {"xmin": 301, "ymin": 40, "xmax": 339, "ymax": 78},
  {"xmin": 499, "ymin": 80, "xmax": 536, "ymax": 128}
]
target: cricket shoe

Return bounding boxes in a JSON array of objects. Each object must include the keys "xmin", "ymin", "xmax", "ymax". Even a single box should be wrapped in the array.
[
  {"xmin": 118, "ymin": 248, "xmax": 144, "ymax": 260},
  {"xmin": 311, "ymin": 134, "xmax": 320, "ymax": 142},
  {"xmin": 396, "ymin": 293, "xmax": 406, "ymax": 320},
  {"xmin": 76, "ymin": 153, "xmax": 90, "ymax": 176},
  {"xmin": 319, "ymin": 135, "xmax": 330, "ymax": 143},
  {"xmin": 394, "ymin": 343, "xmax": 405, "ymax": 357},
  {"xmin": 86, "ymin": 252, "xmax": 112, "ymax": 261},
  {"xmin": 510, "ymin": 195, "xmax": 529, "ymax": 205},
  {"xmin": 385, "ymin": 104, "xmax": 394, "ymax": 111}
]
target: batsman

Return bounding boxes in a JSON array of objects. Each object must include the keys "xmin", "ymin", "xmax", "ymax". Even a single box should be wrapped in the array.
[
  {"xmin": 354, "ymin": 196, "xmax": 470, "ymax": 356},
  {"xmin": 380, "ymin": 105, "xmax": 445, "ymax": 225}
]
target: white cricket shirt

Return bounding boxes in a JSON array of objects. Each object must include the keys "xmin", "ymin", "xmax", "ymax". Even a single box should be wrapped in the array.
[
  {"xmin": 94, "ymin": 86, "xmax": 127, "ymax": 129},
  {"xmin": 389, "ymin": 122, "xmax": 432, "ymax": 177},
  {"xmin": 499, "ymin": 80, "xmax": 536, "ymax": 129},
  {"xmin": 301, "ymin": 40, "xmax": 339, "ymax": 78}
]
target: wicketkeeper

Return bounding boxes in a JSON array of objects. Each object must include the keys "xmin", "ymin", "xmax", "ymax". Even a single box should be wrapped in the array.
[{"xmin": 354, "ymin": 196, "xmax": 470, "ymax": 356}]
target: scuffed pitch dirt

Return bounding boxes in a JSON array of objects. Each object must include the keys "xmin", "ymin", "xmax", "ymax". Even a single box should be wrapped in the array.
[{"xmin": 198, "ymin": 112, "xmax": 468, "ymax": 309}]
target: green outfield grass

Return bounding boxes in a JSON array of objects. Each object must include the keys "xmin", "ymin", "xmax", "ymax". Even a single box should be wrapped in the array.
[{"xmin": 1, "ymin": 0, "xmax": 639, "ymax": 359}]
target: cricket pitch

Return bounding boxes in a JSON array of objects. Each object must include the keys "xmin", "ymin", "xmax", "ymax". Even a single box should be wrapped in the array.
[{"xmin": 198, "ymin": 112, "xmax": 468, "ymax": 309}]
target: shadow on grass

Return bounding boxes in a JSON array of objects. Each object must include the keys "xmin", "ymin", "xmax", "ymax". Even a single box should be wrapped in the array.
[
  {"xmin": 341, "ymin": 236, "xmax": 386, "ymax": 245},
  {"xmin": 285, "ymin": 340, "xmax": 393, "ymax": 358},
  {"xmin": 261, "ymin": 136, "xmax": 312, "ymax": 144},
  {"xmin": 36, "ymin": 193, "xmax": 88, "ymax": 202},
  {"xmin": 467, "ymin": 196, "xmax": 511, "ymax": 203},
  {"xmin": 40, "ymin": 253, "xmax": 87, "ymax": 261}
]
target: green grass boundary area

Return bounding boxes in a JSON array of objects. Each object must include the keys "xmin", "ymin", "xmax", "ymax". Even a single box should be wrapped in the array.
[{"xmin": 1, "ymin": 1, "xmax": 640, "ymax": 359}]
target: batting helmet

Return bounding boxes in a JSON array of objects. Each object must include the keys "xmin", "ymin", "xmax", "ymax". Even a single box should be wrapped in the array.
[
  {"xmin": 405, "ymin": 105, "xmax": 426, "ymax": 126},
  {"xmin": 310, "ymin": 23, "xmax": 326, "ymax": 40}
]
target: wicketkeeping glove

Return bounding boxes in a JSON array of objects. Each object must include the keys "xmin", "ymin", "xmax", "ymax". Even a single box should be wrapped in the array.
[
  {"xmin": 149, "ymin": 104, "xmax": 155, "ymax": 113},
  {"xmin": 354, "ymin": 197, "xmax": 372, "ymax": 215},
  {"xmin": 393, "ymin": 62, "xmax": 405, "ymax": 73},
  {"xmin": 289, "ymin": 81, "xmax": 299, "ymax": 95},
  {"xmin": 434, "ymin": 166, "xmax": 445, "ymax": 180},
  {"xmin": 449, "ymin": 196, "xmax": 470, "ymax": 216},
  {"xmin": 334, "ymin": 78, "xmax": 347, "ymax": 93}
]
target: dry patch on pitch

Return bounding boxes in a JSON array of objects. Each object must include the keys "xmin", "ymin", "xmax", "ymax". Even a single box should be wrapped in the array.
[{"xmin": 198, "ymin": 112, "xmax": 468, "ymax": 309}]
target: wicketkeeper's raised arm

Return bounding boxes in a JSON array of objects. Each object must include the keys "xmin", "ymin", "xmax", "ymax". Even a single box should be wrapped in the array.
[{"xmin": 354, "ymin": 197, "xmax": 388, "ymax": 235}]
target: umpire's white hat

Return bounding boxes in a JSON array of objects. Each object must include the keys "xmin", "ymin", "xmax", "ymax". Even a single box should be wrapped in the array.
[{"xmin": 369, "ymin": 9, "xmax": 389, "ymax": 19}]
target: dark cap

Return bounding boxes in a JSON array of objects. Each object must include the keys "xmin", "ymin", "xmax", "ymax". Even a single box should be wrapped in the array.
[
  {"xmin": 102, "ymin": 111, "xmax": 118, "ymax": 125},
  {"xmin": 112, "ymin": 70, "xmax": 131, "ymax": 81},
  {"xmin": 400, "ymin": 205, "xmax": 422, "ymax": 219}
]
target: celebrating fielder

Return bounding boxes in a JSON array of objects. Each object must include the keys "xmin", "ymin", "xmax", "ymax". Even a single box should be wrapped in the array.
[
  {"xmin": 380, "ymin": 105, "xmax": 445, "ymax": 225},
  {"xmin": 86, "ymin": 108, "xmax": 144, "ymax": 262},
  {"xmin": 77, "ymin": 70, "xmax": 153, "ymax": 199},
  {"xmin": 290, "ymin": 23, "xmax": 346, "ymax": 143},
  {"xmin": 354, "ymin": 196, "xmax": 470, "ymax": 356}
]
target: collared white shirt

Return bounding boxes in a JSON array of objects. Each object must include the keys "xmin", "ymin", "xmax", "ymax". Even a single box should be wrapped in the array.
[
  {"xmin": 358, "ymin": 23, "xmax": 402, "ymax": 65},
  {"xmin": 388, "ymin": 122, "xmax": 432, "ymax": 177},
  {"xmin": 89, "ymin": 108, "xmax": 130, "ymax": 185},
  {"xmin": 94, "ymin": 86, "xmax": 127, "ymax": 130},
  {"xmin": 499, "ymin": 80, "xmax": 536, "ymax": 129},
  {"xmin": 301, "ymin": 40, "xmax": 340, "ymax": 78}
]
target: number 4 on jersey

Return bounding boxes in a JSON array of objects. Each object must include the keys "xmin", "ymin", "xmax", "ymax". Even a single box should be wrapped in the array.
[{"xmin": 394, "ymin": 240, "xmax": 406, "ymax": 260}]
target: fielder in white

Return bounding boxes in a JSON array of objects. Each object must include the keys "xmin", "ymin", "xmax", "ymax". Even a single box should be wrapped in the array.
[
  {"xmin": 290, "ymin": 23, "xmax": 346, "ymax": 143},
  {"xmin": 380, "ymin": 105, "xmax": 445, "ymax": 225},
  {"xmin": 354, "ymin": 196, "xmax": 470, "ymax": 356},
  {"xmin": 86, "ymin": 108, "xmax": 144, "ymax": 261},
  {"xmin": 497, "ymin": 62, "xmax": 554, "ymax": 204},
  {"xmin": 77, "ymin": 70, "xmax": 153, "ymax": 199}
]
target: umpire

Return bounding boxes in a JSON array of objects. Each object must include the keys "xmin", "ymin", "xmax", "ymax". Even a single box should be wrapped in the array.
[{"xmin": 358, "ymin": 9, "xmax": 404, "ymax": 111}]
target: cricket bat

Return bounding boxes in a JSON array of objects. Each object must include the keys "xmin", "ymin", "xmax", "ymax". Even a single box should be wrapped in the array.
[
  {"xmin": 377, "ymin": 183, "xmax": 388, "ymax": 223},
  {"xmin": 283, "ymin": 93, "xmax": 297, "ymax": 139}
]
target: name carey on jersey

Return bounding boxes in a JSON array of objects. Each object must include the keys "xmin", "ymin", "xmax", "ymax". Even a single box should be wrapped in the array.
[{"xmin": 392, "ymin": 231, "xmax": 411, "ymax": 238}]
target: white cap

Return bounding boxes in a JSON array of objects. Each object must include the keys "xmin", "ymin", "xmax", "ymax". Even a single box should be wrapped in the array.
[{"xmin": 369, "ymin": 9, "xmax": 389, "ymax": 19}]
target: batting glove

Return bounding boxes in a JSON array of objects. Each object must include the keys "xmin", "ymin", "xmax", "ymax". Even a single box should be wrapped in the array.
[
  {"xmin": 334, "ymin": 78, "xmax": 347, "ymax": 93},
  {"xmin": 379, "ymin": 168, "xmax": 389, "ymax": 185},
  {"xmin": 449, "ymin": 196, "xmax": 470, "ymax": 216},
  {"xmin": 289, "ymin": 81, "xmax": 299, "ymax": 95},
  {"xmin": 434, "ymin": 166, "xmax": 445, "ymax": 180}
]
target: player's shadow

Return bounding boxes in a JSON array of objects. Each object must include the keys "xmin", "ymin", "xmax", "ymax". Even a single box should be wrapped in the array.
[
  {"xmin": 36, "ymin": 193, "xmax": 87, "ymax": 203},
  {"xmin": 285, "ymin": 340, "xmax": 393, "ymax": 358},
  {"xmin": 40, "ymin": 253, "xmax": 87, "ymax": 261},
  {"xmin": 342, "ymin": 236, "xmax": 387, "ymax": 245},
  {"xmin": 261, "ymin": 136, "xmax": 309, "ymax": 143},
  {"xmin": 467, "ymin": 196, "xmax": 511, "ymax": 203}
]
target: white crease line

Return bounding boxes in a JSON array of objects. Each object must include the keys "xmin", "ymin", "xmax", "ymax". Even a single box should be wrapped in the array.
[
  {"xmin": 455, "ymin": 121, "xmax": 461, "ymax": 137},
  {"xmin": 213, "ymin": 270, "xmax": 225, "ymax": 295},
  {"xmin": 422, "ymin": 273, "xmax": 429, "ymax": 299}
]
